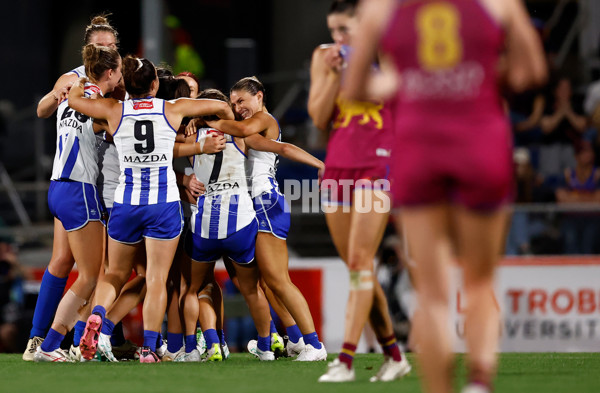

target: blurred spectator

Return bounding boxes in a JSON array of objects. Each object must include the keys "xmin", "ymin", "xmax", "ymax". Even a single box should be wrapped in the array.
[
  {"xmin": 510, "ymin": 90, "xmax": 545, "ymax": 147},
  {"xmin": 506, "ymin": 148, "xmax": 553, "ymax": 255},
  {"xmin": 538, "ymin": 77, "xmax": 587, "ymax": 178},
  {"xmin": 0, "ymin": 235, "xmax": 31, "ymax": 353},
  {"xmin": 555, "ymin": 140, "xmax": 600, "ymax": 254},
  {"xmin": 584, "ymin": 78, "xmax": 600, "ymax": 166}
]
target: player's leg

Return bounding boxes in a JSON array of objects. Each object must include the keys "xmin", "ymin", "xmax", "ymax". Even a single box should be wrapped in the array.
[
  {"xmin": 80, "ymin": 238, "xmax": 138, "ymax": 360},
  {"xmin": 180, "ymin": 255, "xmax": 214, "ymax": 362},
  {"xmin": 36, "ymin": 220, "xmax": 104, "ymax": 362},
  {"xmin": 319, "ymin": 189, "xmax": 393, "ymax": 381},
  {"xmin": 325, "ymin": 199, "xmax": 398, "ymax": 348},
  {"xmin": 455, "ymin": 207, "xmax": 508, "ymax": 392},
  {"xmin": 24, "ymin": 218, "xmax": 74, "ymax": 361},
  {"xmin": 197, "ymin": 274, "xmax": 223, "ymax": 361},
  {"xmin": 140, "ymin": 236, "xmax": 178, "ymax": 361},
  {"xmin": 399, "ymin": 205, "xmax": 454, "ymax": 393},
  {"xmin": 256, "ymin": 233, "xmax": 325, "ymax": 360}
]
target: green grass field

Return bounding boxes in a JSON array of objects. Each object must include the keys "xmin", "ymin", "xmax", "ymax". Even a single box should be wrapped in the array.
[{"xmin": 1, "ymin": 353, "xmax": 599, "ymax": 393}]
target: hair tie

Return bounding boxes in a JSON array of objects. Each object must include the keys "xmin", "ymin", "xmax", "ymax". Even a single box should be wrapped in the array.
[{"xmin": 136, "ymin": 58, "xmax": 143, "ymax": 71}]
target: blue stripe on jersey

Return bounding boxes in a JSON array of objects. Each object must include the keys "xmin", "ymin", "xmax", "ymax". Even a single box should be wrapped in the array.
[
  {"xmin": 195, "ymin": 195, "xmax": 206, "ymax": 234},
  {"xmin": 162, "ymin": 100, "xmax": 178, "ymax": 133},
  {"xmin": 209, "ymin": 195, "xmax": 222, "ymax": 239},
  {"xmin": 60, "ymin": 136, "xmax": 80, "ymax": 179},
  {"xmin": 226, "ymin": 194, "xmax": 239, "ymax": 237},
  {"xmin": 122, "ymin": 113, "xmax": 165, "ymax": 117},
  {"xmin": 58, "ymin": 136, "xmax": 63, "ymax": 156},
  {"xmin": 139, "ymin": 168, "xmax": 151, "ymax": 205},
  {"xmin": 113, "ymin": 103, "xmax": 125, "ymax": 137},
  {"xmin": 158, "ymin": 166, "xmax": 168, "ymax": 203},
  {"xmin": 123, "ymin": 168, "xmax": 134, "ymax": 204},
  {"xmin": 227, "ymin": 140, "xmax": 248, "ymax": 158}
]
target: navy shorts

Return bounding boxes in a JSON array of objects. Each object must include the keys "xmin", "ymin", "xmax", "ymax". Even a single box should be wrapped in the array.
[
  {"xmin": 48, "ymin": 180, "xmax": 105, "ymax": 231},
  {"xmin": 108, "ymin": 201, "xmax": 183, "ymax": 244},
  {"xmin": 253, "ymin": 188, "xmax": 290, "ymax": 240},
  {"xmin": 185, "ymin": 219, "xmax": 258, "ymax": 264}
]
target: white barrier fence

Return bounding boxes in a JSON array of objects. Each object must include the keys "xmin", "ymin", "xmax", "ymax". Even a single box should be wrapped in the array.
[{"xmin": 290, "ymin": 256, "xmax": 600, "ymax": 353}]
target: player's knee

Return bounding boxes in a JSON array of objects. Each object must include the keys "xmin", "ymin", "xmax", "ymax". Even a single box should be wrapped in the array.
[
  {"xmin": 347, "ymin": 249, "xmax": 373, "ymax": 271},
  {"xmin": 48, "ymin": 256, "xmax": 74, "ymax": 278}
]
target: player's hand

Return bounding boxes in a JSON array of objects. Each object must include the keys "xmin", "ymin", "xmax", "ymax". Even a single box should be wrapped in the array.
[
  {"xmin": 202, "ymin": 134, "xmax": 226, "ymax": 154},
  {"xmin": 54, "ymin": 82, "xmax": 74, "ymax": 104},
  {"xmin": 317, "ymin": 163, "xmax": 325, "ymax": 186},
  {"xmin": 185, "ymin": 174, "xmax": 205, "ymax": 197},
  {"xmin": 185, "ymin": 117, "xmax": 201, "ymax": 136},
  {"xmin": 324, "ymin": 44, "xmax": 344, "ymax": 74}
]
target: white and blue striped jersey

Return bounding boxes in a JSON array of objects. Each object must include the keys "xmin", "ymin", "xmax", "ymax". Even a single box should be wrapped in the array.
[
  {"xmin": 246, "ymin": 114, "xmax": 282, "ymax": 197},
  {"xmin": 190, "ymin": 128, "xmax": 255, "ymax": 239},
  {"xmin": 66, "ymin": 65, "xmax": 120, "ymax": 208},
  {"xmin": 69, "ymin": 65, "xmax": 86, "ymax": 78},
  {"xmin": 51, "ymin": 83, "xmax": 101, "ymax": 184},
  {"xmin": 112, "ymin": 97, "xmax": 179, "ymax": 205},
  {"xmin": 96, "ymin": 132, "xmax": 120, "ymax": 209}
]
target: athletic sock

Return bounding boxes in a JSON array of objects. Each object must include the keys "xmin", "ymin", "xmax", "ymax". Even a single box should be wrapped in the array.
[
  {"xmin": 379, "ymin": 334, "xmax": 402, "ymax": 361},
  {"xmin": 302, "ymin": 332, "xmax": 322, "ymax": 349},
  {"xmin": 101, "ymin": 318, "xmax": 115, "ymax": 336},
  {"xmin": 285, "ymin": 324, "xmax": 302, "ymax": 344},
  {"xmin": 73, "ymin": 320, "xmax": 86, "ymax": 347},
  {"xmin": 185, "ymin": 334, "xmax": 197, "ymax": 353},
  {"xmin": 203, "ymin": 329, "xmax": 219, "ymax": 348},
  {"xmin": 338, "ymin": 342, "xmax": 357, "ymax": 370},
  {"xmin": 156, "ymin": 333, "xmax": 164, "ymax": 350},
  {"xmin": 111, "ymin": 322, "xmax": 126, "ymax": 346},
  {"xmin": 40, "ymin": 328, "xmax": 64, "ymax": 352},
  {"xmin": 269, "ymin": 320, "xmax": 277, "ymax": 334},
  {"xmin": 218, "ymin": 329, "xmax": 226, "ymax": 346},
  {"xmin": 257, "ymin": 335, "xmax": 270, "ymax": 352},
  {"xmin": 167, "ymin": 332, "xmax": 183, "ymax": 353},
  {"xmin": 91, "ymin": 305, "xmax": 106, "ymax": 321},
  {"xmin": 143, "ymin": 330, "xmax": 159, "ymax": 353},
  {"xmin": 30, "ymin": 269, "xmax": 68, "ymax": 338}
]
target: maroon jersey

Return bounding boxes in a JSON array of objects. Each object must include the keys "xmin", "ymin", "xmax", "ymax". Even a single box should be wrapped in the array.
[
  {"xmin": 381, "ymin": 0, "xmax": 512, "ymax": 208},
  {"xmin": 381, "ymin": 0, "xmax": 507, "ymax": 136},
  {"xmin": 325, "ymin": 88, "xmax": 394, "ymax": 169}
]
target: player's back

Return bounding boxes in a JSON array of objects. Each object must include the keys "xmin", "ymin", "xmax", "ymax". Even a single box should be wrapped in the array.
[
  {"xmin": 381, "ymin": 0, "xmax": 507, "ymax": 139},
  {"xmin": 112, "ymin": 97, "xmax": 179, "ymax": 205},
  {"xmin": 191, "ymin": 128, "xmax": 255, "ymax": 240}
]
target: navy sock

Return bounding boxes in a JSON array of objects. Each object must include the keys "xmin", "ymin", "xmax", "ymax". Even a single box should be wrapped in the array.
[
  {"xmin": 257, "ymin": 335, "xmax": 270, "ymax": 352},
  {"xmin": 302, "ymin": 332, "xmax": 322, "ymax": 349},
  {"xmin": 156, "ymin": 333, "xmax": 164, "ymax": 350},
  {"xmin": 91, "ymin": 305, "xmax": 106, "ymax": 321},
  {"xmin": 143, "ymin": 330, "xmax": 159, "ymax": 353},
  {"xmin": 269, "ymin": 320, "xmax": 277, "ymax": 335},
  {"xmin": 185, "ymin": 334, "xmax": 197, "ymax": 353},
  {"xmin": 111, "ymin": 322, "xmax": 126, "ymax": 347},
  {"xmin": 73, "ymin": 320, "xmax": 86, "ymax": 346},
  {"xmin": 40, "ymin": 328, "xmax": 64, "ymax": 352},
  {"xmin": 101, "ymin": 318, "xmax": 115, "ymax": 336},
  {"xmin": 167, "ymin": 332, "xmax": 183, "ymax": 353},
  {"xmin": 30, "ymin": 269, "xmax": 68, "ymax": 338},
  {"xmin": 218, "ymin": 329, "xmax": 226, "ymax": 346},
  {"xmin": 286, "ymin": 324, "xmax": 302, "ymax": 344},
  {"xmin": 203, "ymin": 329, "xmax": 219, "ymax": 348}
]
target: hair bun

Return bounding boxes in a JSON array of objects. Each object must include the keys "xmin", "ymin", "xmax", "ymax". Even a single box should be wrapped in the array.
[{"xmin": 90, "ymin": 16, "xmax": 109, "ymax": 26}]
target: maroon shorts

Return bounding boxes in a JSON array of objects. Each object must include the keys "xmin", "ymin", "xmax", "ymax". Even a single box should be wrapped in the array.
[
  {"xmin": 321, "ymin": 166, "xmax": 390, "ymax": 206},
  {"xmin": 391, "ymin": 135, "xmax": 513, "ymax": 210}
]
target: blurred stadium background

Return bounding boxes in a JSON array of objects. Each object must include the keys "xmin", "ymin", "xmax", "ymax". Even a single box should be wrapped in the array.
[{"xmin": 1, "ymin": 0, "xmax": 600, "ymax": 355}]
